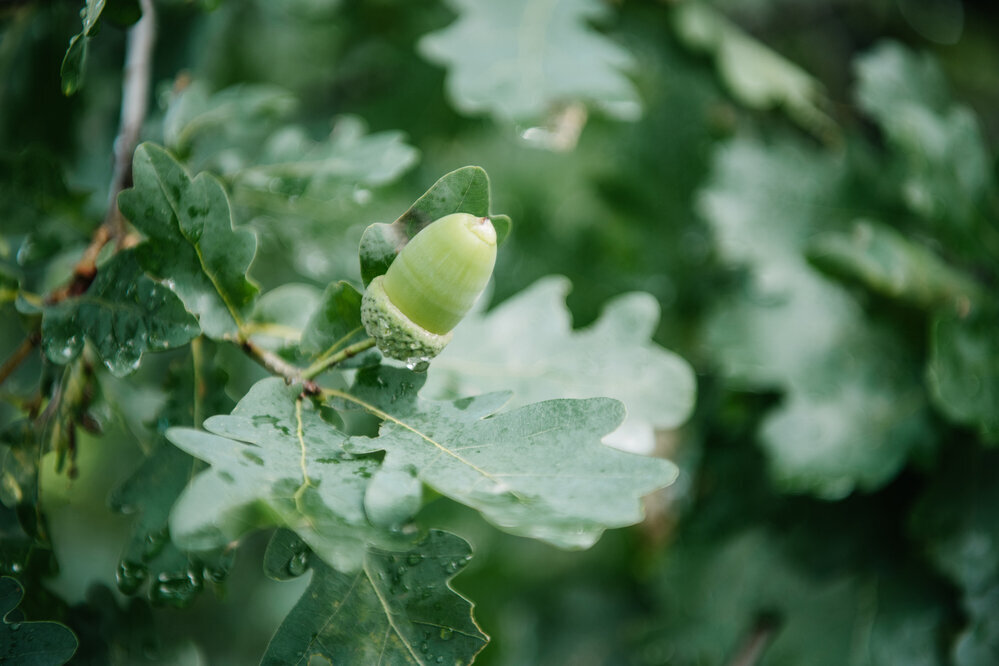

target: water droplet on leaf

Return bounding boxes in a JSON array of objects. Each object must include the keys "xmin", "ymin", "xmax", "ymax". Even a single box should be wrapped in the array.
[{"xmin": 288, "ymin": 550, "xmax": 309, "ymax": 577}]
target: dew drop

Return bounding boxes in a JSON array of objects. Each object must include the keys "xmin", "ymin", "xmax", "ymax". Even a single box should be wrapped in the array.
[
  {"xmin": 142, "ymin": 527, "xmax": 169, "ymax": 561},
  {"xmin": 439, "ymin": 627, "xmax": 454, "ymax": 641},
  {"xmin": 407, "ymin": 553, "xmax": 422, "ymax": 566},
  {"xmin": 116, "ymin": 560, "xmax": 149, "ymax": 595},
  {"xmin": 405, "ymin": 357, "xmax": 431, "ymax": 373},
  {"xmin": 288, "ymin": 550, "xmax": 309, "ymax": 577}
]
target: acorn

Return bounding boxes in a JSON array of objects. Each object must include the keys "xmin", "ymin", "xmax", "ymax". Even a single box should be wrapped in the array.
[{"xmin": 361, "ymin": 213, "xmax": 497, "ymax": 362}]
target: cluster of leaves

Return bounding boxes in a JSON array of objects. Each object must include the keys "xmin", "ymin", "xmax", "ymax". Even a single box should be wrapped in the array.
[{"xmin": 2, "ymin": 0, "xmax": 999, "ymax": 663}]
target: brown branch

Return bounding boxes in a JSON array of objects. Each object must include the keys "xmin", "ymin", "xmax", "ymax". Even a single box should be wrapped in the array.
[
  {"xmin": 3, "ymin": 3, "xmax": 156, "ymax": 385},
  {"xmin": 0, "ymin": 329, "xmax": 40, "ymax": 387},
  {"xmin": 47, "ymin": 0, "xmax": 157, "ymax": 305},
  {"xmin": 241, "ymin": 339, "xmax": 320, "ymax": 395}
]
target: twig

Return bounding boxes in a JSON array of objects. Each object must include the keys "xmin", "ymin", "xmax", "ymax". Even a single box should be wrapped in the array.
[
  {"xmin": 2, "ymin": 3, "xmax": 156, "ymax": 386},
  {"xmin": 241, "ymin": 335, "xmax": 378, "ymax": 395},
  {"xmin": 726, "ymin": 612, "xmax": 782, "ymax": 666},
  {"xmin": 240, "ymin": 339, "xmax": 320, "ymax": 395},
  {"xmin": 48, "ymin": 0, "xmax": 157, "ymax": 305},
  {"xmin": 0, "ymin": 329, "xmax": 40, "ymax": 387},
  {"xmin": 302, "ymin": 338, "xmax": 377, "ymax": 380}
]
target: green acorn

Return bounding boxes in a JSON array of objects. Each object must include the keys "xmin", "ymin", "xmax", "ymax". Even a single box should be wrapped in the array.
[{"xmin": 361, "ymin": 213, "xmax": 497, "ymax": 362}]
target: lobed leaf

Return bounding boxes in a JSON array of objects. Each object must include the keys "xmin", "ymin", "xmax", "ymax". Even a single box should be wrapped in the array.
[
  {"xmin": 926, "ymin": 309, "xmax": 999, "ymax": 443},
  {"xmin": 855, "ymin": 42, "xmax": 991, "ymax": 229},
  {"xmin": 109, "ymin": 348, "xmax": 236, "ymax": 607},
  {"xmin": 672, "ymin": 1, "xmax": 837, "ymax": 142},
  {"xmin": 166, "ymin": 378, "xmax": 407, "ymax": 573},
  {"xmin": 701, "ymin": 137, "xmax": 932, "ymax": 497},
  {"xmin": 419, "ymin": 0, "xmax": 641, "ymax": 123},
  {"xmin": 424, "ymin": 276, "xmax": 696, "ymax": 454},
  {"xmin": 339, "ymin": 366, "xmax": 677, "ymax": 549},
  {"xmin": 118, "ymin": 143, "xmax": 259, "ymax": 340},
  {"xmin": 262, "ymin": 530, "xmax": 487, "ymax": 666},
  {"xmin": 39, "ymin": 250, "xmax": 199, "ymax": 376},
  {"xmin": 807, "ymin": 219, "xmax": 983, "ymax": 310},
  {"xmin": 0, "ymin": 577, "xmax": 77, "ymax": 665}
]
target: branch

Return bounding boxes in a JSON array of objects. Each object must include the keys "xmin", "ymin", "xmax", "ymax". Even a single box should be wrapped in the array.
[
  {"xmin": 240, "ymin": 339, "xmax": 320, "ymax": 396},
  {"xmin": 49, "ymin": 0, "xmax": 157, "ymax": 304},
  {"xmin": 2, "ymin": 3, "xmax": 155, "ymax": 383},
  {"xmin": 240, "ymin": 336, "xmax": 378, "ymax": 395},
  {"xmin": 0, "ymin": 329, "xmax": 40, "ymax": 387}
]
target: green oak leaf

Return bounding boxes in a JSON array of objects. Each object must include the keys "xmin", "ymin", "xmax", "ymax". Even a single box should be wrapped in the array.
[
  {"xmin": 118, "ymin": 143, "xmax": 259, "ymax": 340},
  {"xmin": 671, "ymin": 1, "xmax": 837, "ymax": 142},
  {"xmin": 419, "ymin": 0, "xmax": 641, "ymax": 123},
  {"xmin": 109, "ymin": 348, "xmax": 236, "ymax": 607},
  {"xmin": 337, "ymin": 366, "xmax": 676, "ymax": 549},
  {"xmin": 163, "ymin": 81, "xmax": 298, "ymax": 158},
  {"xmin": 61, "ymin": 0, "xmax": 141, "ymax": 96},
  {"xmin": 164, "ymin": 83, "xmax": 415, "ymax": 199},
  {"xmin": 39, "ymin": 250, "xmax": 200, "ymax": 376},
  {"xmin": 855, "ymin": 41, "xmax": 990, "ymax": 229},
  {"xmin": 0, "ymin": 577, "xmax": 77, "ymax": 665},
  {"xmin": 359, "ymin": 166, "xmax": 511, "ymax": 286},
  {"xmin": 231, "ymin": 115, "xmax": 419, "ymax": 204},
  {"xmin": 911, "ymin": 445, "xmax": 999, "ymax": 595},
  {"xmin": 807, "ymin": 219, "xmax": 983, "ymax": 310},
  {"xmin": 926, "ymin": 309, "xmax": 999, "ymax": 443},
  {"xmin": 60, "ymin": 0, "xmax": 108, "ymax": 96},
  {"xmin": 262, "ymin": 529, "xmax": 487, "ymax": 665},
  {"xmin": 166, "ymin": 378, "xmax": 407, "ymax": 573},
  {"xmin": 424, "ymin": 276, "xmax": 695, "ymax": 454},
  {"xmin": 701, "ymin": 137, "xmax": 931, "ymax": 497}
]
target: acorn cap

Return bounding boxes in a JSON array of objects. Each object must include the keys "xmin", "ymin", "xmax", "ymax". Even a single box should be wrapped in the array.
[
  {"xmin": 361, "ymin": 213, "xmax": 497, "ymax": 361},
  {"xmin": 361, "ymin": 275, "xmax": 453, "ymax": 361}
]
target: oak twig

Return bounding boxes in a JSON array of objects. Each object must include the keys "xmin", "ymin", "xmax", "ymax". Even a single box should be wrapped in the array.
[
  {"xmin": 240, "ymin": 339, "xmax": 320, "ymax": 396},
  {"xmin": 49, "ymin": 0, "xmax": 157, "ymax": 305},
  {"xmin": 0, "ymin": 329, "xmax": 40, "ymax": 387}
]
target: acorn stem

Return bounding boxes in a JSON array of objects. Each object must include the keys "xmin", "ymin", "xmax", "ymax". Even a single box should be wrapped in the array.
[{"xmin": 302, "ymin": 337, "xmax": 377, "ymax": 380}]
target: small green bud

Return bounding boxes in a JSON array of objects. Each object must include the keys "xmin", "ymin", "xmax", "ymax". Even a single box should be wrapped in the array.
[{"xmin": 361, "ymin": 213, "xmax": 497, "ymax": 362}]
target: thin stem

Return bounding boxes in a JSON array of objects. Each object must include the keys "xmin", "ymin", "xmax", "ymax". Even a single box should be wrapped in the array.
[
  {"xmin": 302, "ymin": 338, "xmax": 376, "ymax": 380},
  {"xmin": 241, "ymin": 338, "xmax": 304, "ymax": 379},
  {"xmin": 191, "ymin": 336, "xmax": 204, "ymax": 429},
  {"xmin": 0, "ymin": 329, "xmax": 40, "ymax": 388},
  {"xmin": 313, "ymin": 326, "xmax": 364, "ymax": 365}
]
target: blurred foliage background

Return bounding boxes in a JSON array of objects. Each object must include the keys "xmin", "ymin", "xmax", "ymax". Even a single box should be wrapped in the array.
[{"xmin": 2, "ymin": 0, "xmax": 999, "ymax": 663}]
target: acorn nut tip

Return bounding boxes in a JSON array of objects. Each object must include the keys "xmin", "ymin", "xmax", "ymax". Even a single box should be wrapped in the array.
[{"xmin": 361, "ymin": 213, "xmax": 497, "ymax": 362}]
